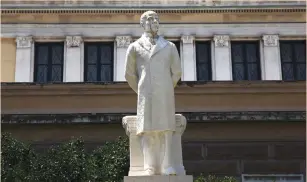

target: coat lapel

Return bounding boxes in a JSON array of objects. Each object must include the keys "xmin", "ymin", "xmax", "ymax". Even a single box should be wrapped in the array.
[
  {"xmin": 137, "ymin": 40, "xmax": 151, "ymax": 53},
  {"xmin": 149, "ymin": 36, "xmax": 168, "ymax": 58},
  {"xmin": 136, "ymin": 35, "xmax": 151, "ymax": 53},
  {"xmin": 137, "ymin": 34, "xmax": 168, "ymax": 59}
]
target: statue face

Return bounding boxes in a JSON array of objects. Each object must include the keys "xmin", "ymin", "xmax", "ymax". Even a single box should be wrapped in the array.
[{"xmin": 143, "ymin": 13, "xmax": 159, "ymax": 34}]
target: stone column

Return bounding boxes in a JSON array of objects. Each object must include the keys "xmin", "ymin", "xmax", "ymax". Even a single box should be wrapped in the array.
[
  {"xmin": 213, "ymin": 35, "xmax": 232, "ymax": 80},
  {"xmin": 262, "ymin": 35, "xmax": 282, "ymax": 80},
  {"xmin": 65, "ymin": 36, "xmax": 83, "ymax": 82},
  {"xmin": 15, "ymin": 36, "xmax": 33, "ymax": 82},
  {"xmin": 181, "ymin": 35, "xmax": 196, "ymax": 81},
  {"xmin": 115, "ymin": 36, "xmax": 132, "ymax": 81}
]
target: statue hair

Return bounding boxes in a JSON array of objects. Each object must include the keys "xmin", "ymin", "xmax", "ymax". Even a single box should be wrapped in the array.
[{"xmin": 140, "ymin": 11, "xmax": 159, "ymax": 27}]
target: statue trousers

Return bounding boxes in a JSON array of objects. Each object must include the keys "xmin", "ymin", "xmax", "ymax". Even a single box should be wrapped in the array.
[{"xmin": 140, "ymin": 131, "xmax": 174, "ymax": 174}]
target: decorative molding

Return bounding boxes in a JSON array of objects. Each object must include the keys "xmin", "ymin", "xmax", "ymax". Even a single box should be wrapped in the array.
[
  {"xmin": 181, "ymin": 35, "xmax": 194, "ymax": 44},
  {"xmin": 34, "ymin": 36, "xmax": 65, "ymax": 42},
  {"xmin": 122, "ymin": 114, "xmax": 186, "ymax": 135},
  {"xmin": 1, "ymin": 111, "xmax": 305, "ymax": 124},
  {"xmin": 15, "ymin": 36, "xmax": 33, "ymax": 48},
  {"xmin": 176, "ymin": 114, "xmax": 187, "ymax": 134},
  {"xmin": 1, "ymin": 81, "xmax": 305, "ymax": 97},
  {"xmin": 116, "ymin": 36, "xmax": 132, "ymax": 48},
  {"xmin": 262, "ymin": 34, "xmax": 279, "ymax": 47},
  {"xmin": 213, "ymin": 35, "xmax": 230, "ymax": 47},
  {"xmin": 1, "ymin": 6, "xmax": 305, "ymax": 14},
  {"xmin": 122, "ymin": 116, "xmax": 136, "ymax": 136},
  {"xmin": 1, "ymin": 0, "xmax": 305, "ymax": 8},
  {"xmin": 66, "ymin": 36, "xmax": 83, "ymax": 47},
  {"xmin": 2, "ymin": 23, "xmax": 305, "ymax": 38}
]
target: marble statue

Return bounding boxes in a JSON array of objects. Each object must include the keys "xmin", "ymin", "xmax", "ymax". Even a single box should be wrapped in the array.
[{"xmin": 124, "ymin": 10, "xmax": 182, "ymax": 176}]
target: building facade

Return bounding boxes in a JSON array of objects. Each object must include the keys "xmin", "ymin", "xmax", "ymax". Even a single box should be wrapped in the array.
[{"xmin": 1, "ymin": 0, "xmax": 306, "ymax": 180}]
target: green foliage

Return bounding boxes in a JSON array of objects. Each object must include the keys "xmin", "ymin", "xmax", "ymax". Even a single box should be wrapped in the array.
[
  {"xmin": 2, "ymin": 133, "xmax": 237, "ymax": 182},
  {"xmin": 92, "ymin": 136, "xmax": 129, "ymax": 182},
  {"xmin": 194, "ymin": 174, "xmax": 238, "ymax": 182},
  {"xmin": 1, "ymin": 133, "xmax": 129, "ymax": 182},
  {"xmin": 29, "ymin": 138, "xmax": 97, "ymax": 182},
  {"xmin": 1, "ymin": 132, "xmax": 36, "ymax": 182}
]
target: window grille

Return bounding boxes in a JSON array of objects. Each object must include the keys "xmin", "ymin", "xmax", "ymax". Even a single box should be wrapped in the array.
[
  {"xmin": 196, "ymin": 41, "xmax": 212, "ymax": 81},
  {"xmin": 231, "ymin": 41, "xmax": 261, "ymax": 81},
  {"xmin": 34, "ymin": 42, "xmax": 64, "ymax": 83},
  {"xmin": 84, "ymin": 42, "xmax": 114, "ymax": 82},
  {"xmin": 280, "ymin": 40, "xmax": 306, "ymax": 81}
]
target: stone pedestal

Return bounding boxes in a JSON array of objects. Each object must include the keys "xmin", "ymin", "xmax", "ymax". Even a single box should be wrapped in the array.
[
  {"xmin": 122, "ymin": 114, "xmax": 187, "ymax": 176},
  {"xmin": 124, "ymin": 175, "xmax": 193, "ymax": 182}
]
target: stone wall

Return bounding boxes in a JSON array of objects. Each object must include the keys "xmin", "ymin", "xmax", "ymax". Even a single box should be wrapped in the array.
[
  {"xmin": 2, "ymin": 82, "xmax": 306, "ymax": 114},
  {"xmin": 1, "ymin": 38, "xmax": 16, "ymax": 82},
  {"xmin": 183, "ymin": 141, "xmax": 305, "ymax": 176},
  {"xmin": 2, "ymin": 122, "xmax": 305, "ymax": 176}
]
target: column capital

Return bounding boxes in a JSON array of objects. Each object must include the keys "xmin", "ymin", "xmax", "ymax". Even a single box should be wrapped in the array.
[
  {"xmin": 262, "ymin": 34, "xmax": 279, "ymax": 47},
  {"xmin": 116, "ymin": 36, "xmax": 132, "ymax": 48},
  {"xmin": 181, "ymin": 35, "xmax": 194, "ymax": 44},
  {"xmin": 66, "ymin": 36, "xmax": 83, "ymax": 47},
  {"xmin": 213, "ymin": 35, "xmax": 230, "ymax": 47},
  {"xmin": 16, "ymin": 36, "xmax": 33, "ymax": 48}
]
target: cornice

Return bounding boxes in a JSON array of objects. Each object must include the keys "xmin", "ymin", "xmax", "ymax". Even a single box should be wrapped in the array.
[
  {"xmin": 1, "ymin": 111, "xmax": 305, "ymax": 124},
  {"xmin": 1, "ymin": 81, "xmax": 305, "ymax": 96},
  {"xmin": 1, "ymin": 7, "xmax": 306, "ymax": 14},
  {"xmin": 1, "ymin": 23, "xmax": 306, "ymax": 39}
]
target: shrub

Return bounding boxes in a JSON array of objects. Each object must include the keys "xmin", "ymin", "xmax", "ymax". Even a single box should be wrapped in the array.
[
  {"xmin": 1, "ymin": 132, "xmax": 36, "ymax": 182},
  {"xmin": 92, "ymin": 136, "xmax": 130, "ymax": 182},
  {"xmin": 29, "ymin": 138, "xmax": 97, "ymax": 182},
  {"xmin": 2, "ymin": 133, "xmax": 238, "ymax": 182},
  {"xmin": 1, "ymin": 133, "xmax": 129, "ymax": 182}
]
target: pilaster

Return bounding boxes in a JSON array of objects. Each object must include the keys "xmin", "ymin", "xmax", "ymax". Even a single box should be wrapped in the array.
[
  {"xmin": 115, "ymin": 36, "xmax": 132, "ymax": 81},
  {"xmin": 213, "ymin": 35, "xmax": 232, "ymax": 80},
  {"xmin": 181, "ymin": 35, "xmax": 196, "ymax": 81},
  {"xmin": 65, "ymin": 36, "xmax": 83, "ymax": 82},
  {"xmin": 15, "ymin": 36, "xmax": 33, "ymax": 82},
  {"xmin": 262, "ymin": 35, "xmax": 282, "ymax": 80}
]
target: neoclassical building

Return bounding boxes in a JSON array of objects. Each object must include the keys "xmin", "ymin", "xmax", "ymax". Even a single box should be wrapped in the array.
[{"xmin": 1, "ymin": 0, "xmax": 306, "ymax": 180}]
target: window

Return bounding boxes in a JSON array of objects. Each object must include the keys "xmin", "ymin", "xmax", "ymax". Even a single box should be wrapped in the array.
[
  {"xmin": 34, "ymin": 42, "xmax": 64, "ymax": 83},
  {"xmin": 196, "ymin": 41, "xmax": 212, "ymax": 81},
  {"xmin": 84, "ymin": 42, "xmax": 114, "ymax": 82},
  {"xmin": 231, "ymin": 41, "xmax": 261, "ymax": 81},
  {"xmin": 280, "ymin": 40, "xmax": 306, "ymax": 81}
]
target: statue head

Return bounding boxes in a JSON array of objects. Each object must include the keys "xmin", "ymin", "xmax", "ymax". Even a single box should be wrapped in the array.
[{"xmin": 140, "ymin": 11, "xmax": 160, "ymax": 35}]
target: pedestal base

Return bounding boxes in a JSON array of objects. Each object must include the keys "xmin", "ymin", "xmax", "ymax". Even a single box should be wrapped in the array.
[
  {"xmin": 124, "ymin": 175, "xmax": 193, "ymax": 182},
  {"xmin": 123, "ymin": 114, "xmax": 187, "ymax": 176}
]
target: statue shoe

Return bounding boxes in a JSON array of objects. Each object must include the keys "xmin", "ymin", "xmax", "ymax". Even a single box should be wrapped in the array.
[
  {"xmin": 144, "ymin": 168, "xmax": 156, "ymax": 176},
  {"xmin": 162, "ymin": 167, "xmax": 177, "ymax": 176}
]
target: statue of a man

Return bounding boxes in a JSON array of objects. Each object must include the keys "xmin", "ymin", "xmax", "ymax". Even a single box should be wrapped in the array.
[{"xmin": 124, "ymin": 11, "xmax": 182, "ymax": 176}]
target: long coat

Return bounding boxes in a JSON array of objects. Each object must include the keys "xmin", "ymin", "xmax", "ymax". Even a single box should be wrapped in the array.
[{"xmin": 124, "ymin": 34, "xmax": 182, "ymax": 136}]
